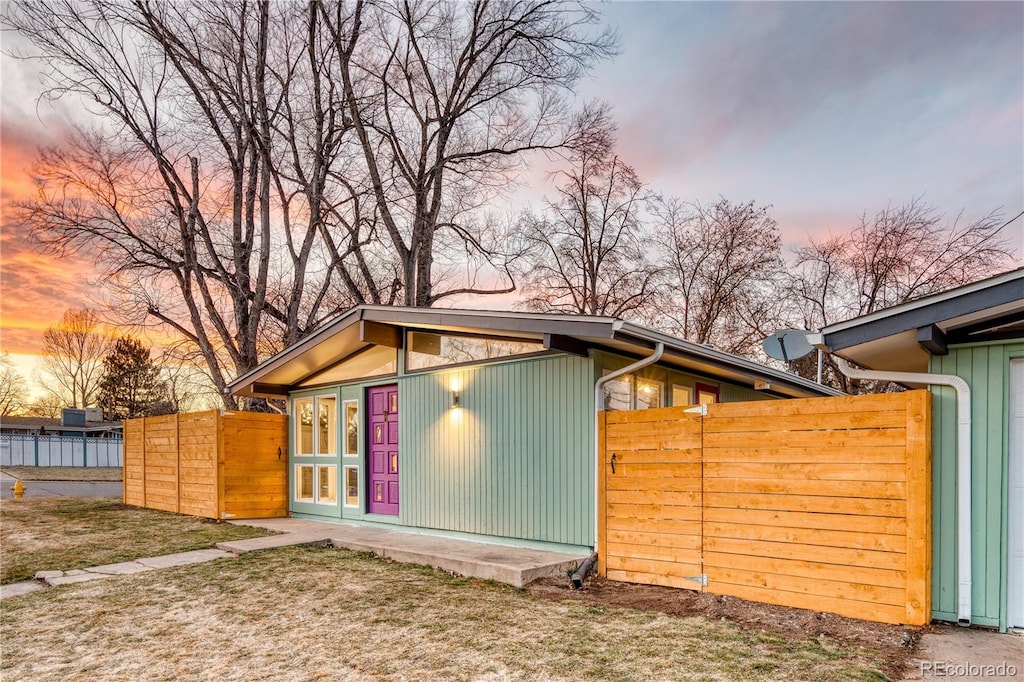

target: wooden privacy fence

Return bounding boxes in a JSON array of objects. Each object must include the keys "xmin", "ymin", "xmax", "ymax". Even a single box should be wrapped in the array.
[
  {"xmin": 123, "ymin": 411, "xmax": 288, "ymax": 520},
  {"xmin": 598, "ymin": 390, "xmax": 932, "ymax": 626}
]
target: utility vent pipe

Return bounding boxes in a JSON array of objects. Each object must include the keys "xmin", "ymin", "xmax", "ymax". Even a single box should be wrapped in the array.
[
  {"xmin": 834, "ymin": 357, "xmax": 972, "ymax": 626},
  {"xmin": 593, "ymin": 343, "xmax": 665, "ymax": 556}
]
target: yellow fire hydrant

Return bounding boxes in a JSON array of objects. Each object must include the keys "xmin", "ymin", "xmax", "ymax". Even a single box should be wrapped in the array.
[{"xmin": 11, "ymin": 479, "xmax": 27, "ymax": 499}]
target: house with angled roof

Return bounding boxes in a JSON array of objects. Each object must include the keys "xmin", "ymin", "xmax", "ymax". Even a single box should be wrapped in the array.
[{"xmin": 229, "ymin": 306, "xmax": 839, "ymax": 554}]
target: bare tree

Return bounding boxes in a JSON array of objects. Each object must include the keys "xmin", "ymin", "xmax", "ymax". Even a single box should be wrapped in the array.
[
  {"xmin": 8, "ymin": 0, "xmax": 617, "ymax": 406},
  {"xmin": 319, "ymin": 0, "xmax": 617, "ymax": 306},
  {"xmin": 5, "ymin": 0, "xmax": 387, "ymax": 407},
  {"xmin": 26, "ymin": 395, "xmax": 64, "ymax": 419},
  {"xmin": 786, "ymin": 198, "xmax": 1016, "ymax": 391},
  {"xmin": 38, "ymin": 308, "xmax": 110, "ymax": 408},
  {"xmin": 650, "ymin": 198, "xmax": 784, "ymax": 355},
  {"xmin": 520, "ymin": 129, "xmax": 656, "ymax": 317},
  {"xmin": 0, "ymin": 353, "xmax": 29, "ymax": 415}
]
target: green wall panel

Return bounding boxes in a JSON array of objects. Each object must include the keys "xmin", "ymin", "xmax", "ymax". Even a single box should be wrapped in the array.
[
  {"xmin": 400, "ymin": 354, "xmax": 595, "ymax": 547},
  {"xmin": 931, "ymin": 340, "xmax": 1024, "ymax": 629}
]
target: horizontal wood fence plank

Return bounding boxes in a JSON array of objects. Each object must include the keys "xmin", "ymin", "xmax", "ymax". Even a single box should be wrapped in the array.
[
  {"xmin": 703, "ymin": 551, "xmax": 906, "ymax": 589},
  {"xmin": 708, "ymin": 581, "xmax": 906, "ymax": 625},
  {"xmin": 702, "ymin": 477, "xmax": 907, "ymax": 500},
  {"xmin": 703, "ymin": 536, "xmax": 906, "ymax": 571},
  {"xmin": 704, "ymin": 492, "xmax": 907, "ymax": 518},
  {"xmin": 703, "ymin": 462, "xmax": 906, "ymax": 482},
  {"xmin": 709, "ymin": 565, "xmax": 905, "ymax": 607},
  {"xmin": 703, "ymin": 410, "xmax": 906, "ymax": 433},
  {"xmin": 703, "ymin": 521, "xmax": 907, "ymax": 553},
  {"xmin": 703, "ymin": 429, "xmax": 906, "ymax": 449}
]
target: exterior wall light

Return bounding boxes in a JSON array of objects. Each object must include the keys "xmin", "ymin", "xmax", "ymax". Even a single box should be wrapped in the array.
[{"xmin": 451, "ymin": 390, "xmax": 460, "ymax": 408}]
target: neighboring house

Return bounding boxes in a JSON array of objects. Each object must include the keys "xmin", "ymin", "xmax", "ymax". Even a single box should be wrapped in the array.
[
  {"xmin": 0, "ymin": 415, "xmax": 123, "ymax": 438},
  {"xmin": 814, "ymin": 267, "xmax": 1024, "ymax": 631},
  {"xmin": 229, "ymin": 306, "xmax": 840, "ymax": 554}
]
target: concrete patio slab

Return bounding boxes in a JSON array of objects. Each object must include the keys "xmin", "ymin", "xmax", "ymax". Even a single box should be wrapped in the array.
[
  {"xmin": 229, "ymin": 517, "xmax": 589, "ymax": 588},
  {"xmin": 903, "ymin": 624, "xmax": 1023, "ymax": 680}
]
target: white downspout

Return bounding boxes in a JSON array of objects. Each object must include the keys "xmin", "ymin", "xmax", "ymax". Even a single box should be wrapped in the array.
[
  {"xmin": 834, "ymin": 357, "xmax": 973, "ymax": 626},
  {"xmin": 593, "ymin": 343, "xmax": 665, "ymax": 555}
]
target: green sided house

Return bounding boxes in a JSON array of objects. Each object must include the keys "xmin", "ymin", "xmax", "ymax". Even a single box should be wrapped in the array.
[
  {"xmin": 228, "ymin": 306, "xmax": 839, "ymax": 555},
  {"xmin": 814, "ymin": 267, "xmax": 1024, "ymax": 631}
]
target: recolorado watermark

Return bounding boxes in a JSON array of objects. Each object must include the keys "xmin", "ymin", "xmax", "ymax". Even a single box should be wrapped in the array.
[{"xmin": 920, "ymin": 661, "xmax": 1019, "ymax": 677}]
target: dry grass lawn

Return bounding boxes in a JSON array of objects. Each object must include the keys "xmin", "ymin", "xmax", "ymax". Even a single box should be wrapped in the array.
[
  {"xmin": 0, "ymin": 498, "xmax": 272, "ymax": 583},
  {"xmin": 0, "ymin": 546, "xmax": 893, "ymax": 681},
  {"xmin": 1, "ymin": 467, "xmax": 123, "ymax": 482}
]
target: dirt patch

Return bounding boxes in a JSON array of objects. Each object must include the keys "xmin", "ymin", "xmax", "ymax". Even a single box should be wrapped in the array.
[{"xmin": 527, "ymin": 576, "xmax": 923, "ymax": 681}]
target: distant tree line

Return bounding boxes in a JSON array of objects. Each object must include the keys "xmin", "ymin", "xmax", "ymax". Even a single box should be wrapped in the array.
[
  {"xmin": 1, "ymin": 309, "xmax": 201, "ymax": 419},
  {"xmin": 3, "ymin": 1, "xmax": 1017, "ymax": 406},
  {"xmin": 515, "ymin": 129, "xmax": 1015, "ymax": 392}
]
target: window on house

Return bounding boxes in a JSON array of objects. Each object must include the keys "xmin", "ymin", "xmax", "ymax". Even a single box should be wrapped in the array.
[
  {"xmin": 601, "ymin": 372, "xmax": 633, "ymax": 411},
  {"xmin": 635, "ymin": 378, "xmax": 664, "ymax": 409},
  {"xmin": 344, "ymin": 466, "xmax": 359, "ymax": 508},
  {"xmin": 672, "ymin": 384, "xmax": 694, "ymax": 406},
  {"xmin": 343, "ymin": 400, "xmax": 359, "ymax": 456},
  {"xmin": 296, "ymin": 465, "xmax": 314, "ymax": 502},
  {"xmin": 294, "ymin": 395, "xmax": 337, "ymax": 458},
  {"xmin": 697, "ymin": 383, "xmax": 719, "ymax": 405},
  {"xmin": 295, "ymin": 398, "xmax": 314, "ymax": 455},
  {"xmin": 317, "ymin": 465, "xmax": 337, "ymax": 504},
  {"xmin": 406, "ymin": 331, "xmax": 546, "ymax": 370},
  {"xmin": 318, "ymin": 396, "xmax": 337, "ymax": 455}
]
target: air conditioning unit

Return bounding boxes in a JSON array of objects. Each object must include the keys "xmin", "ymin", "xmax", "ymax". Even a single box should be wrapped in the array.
[
  {"xmin": 61, "ymin": 408, "xmax": 87, "ymax": 426},
  {"xmin": 84, "ymin": 407, "xmax": 104, "ymax": 422}
]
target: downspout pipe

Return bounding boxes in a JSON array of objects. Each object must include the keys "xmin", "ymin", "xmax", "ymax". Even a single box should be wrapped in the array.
[
  {"xmin": 834, "ymin": 357, "xmax": 972, "ymax": 626},
  {"xmin": 593, "ymin": 343, "xmax": 665, "ymax": 558}
]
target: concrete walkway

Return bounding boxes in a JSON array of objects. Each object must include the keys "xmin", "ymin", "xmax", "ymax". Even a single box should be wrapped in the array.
[
  {"xmin": 1, "ymin": 517, "xmax": 589, "ymax": 601},
  {"xmin": 903, "ymin": 624, "xmax": 1023, "ymax": 680},
  {"xmin": 222, "ymin": 517, "xmax": 590, "ymax": 588}
]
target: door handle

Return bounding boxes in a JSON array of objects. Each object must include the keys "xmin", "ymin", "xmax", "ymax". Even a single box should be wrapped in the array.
[{"xmin": 610, "ymin": 453, "xmax": 617, "ymax": 474}]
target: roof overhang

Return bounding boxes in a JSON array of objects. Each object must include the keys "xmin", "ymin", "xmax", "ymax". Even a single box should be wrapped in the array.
[
  {"xmin": 229, "ymin": 306, "xmax": 842, "ymax": 400},
  {"xmin": 816, "ymin": 268, "xmax": 1024, "ymax": 372}
]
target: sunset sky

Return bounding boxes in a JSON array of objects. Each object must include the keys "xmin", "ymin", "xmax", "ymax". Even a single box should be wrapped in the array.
[{"xmin": 1, "ymin": 1, "xmax": 1023, "ymax": 400}]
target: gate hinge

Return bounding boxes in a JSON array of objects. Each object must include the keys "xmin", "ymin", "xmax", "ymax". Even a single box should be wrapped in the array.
[
  {"xmin": 684, "ymin": 574, "xmax": 708, "ymax": 587},
  {"xmin": 684, "ymin": 404, "xmax": 708, "ymax": 416}
]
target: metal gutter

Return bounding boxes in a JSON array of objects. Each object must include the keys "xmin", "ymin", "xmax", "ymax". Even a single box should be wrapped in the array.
[
  {"xmin": 592, "ymin": 343, "xmax": 665, "ymax": 557},
  {"xmin": 834, "ymin": 357, "xmax": 973, "ymax": 625}
]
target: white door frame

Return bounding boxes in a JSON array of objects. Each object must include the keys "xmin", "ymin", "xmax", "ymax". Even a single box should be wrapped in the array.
[{"xmin": 1007, "ymin": 358, "xmax": 1024, "ymax": 630}]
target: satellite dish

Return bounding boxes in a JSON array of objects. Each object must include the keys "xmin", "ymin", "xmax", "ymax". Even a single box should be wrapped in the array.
[{"xmin": 763, "ymin": 329, "xmax": 814, "ymax": 362}]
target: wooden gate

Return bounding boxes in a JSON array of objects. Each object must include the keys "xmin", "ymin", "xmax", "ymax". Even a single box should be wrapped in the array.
[
  {"xmin": 600, "ymin": 407, "xmax": 704, "ymax": 588},
  {"xmin": 597, "ymin": 391, "xmax": 932, "ymax": 626}
]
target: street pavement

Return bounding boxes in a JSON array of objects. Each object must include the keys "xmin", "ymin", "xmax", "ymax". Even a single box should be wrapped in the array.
[{"xmin": 0, "ymin": 471, "xmax": 122, "ymax": 500}]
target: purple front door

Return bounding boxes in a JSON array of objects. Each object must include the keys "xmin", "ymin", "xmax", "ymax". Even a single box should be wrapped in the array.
[{"xmin": 367, "ymin": 384, "xmax": 399, "ymax": 515}]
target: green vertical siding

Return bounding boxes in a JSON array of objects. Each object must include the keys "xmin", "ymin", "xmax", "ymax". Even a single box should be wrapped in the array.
[
  {"xmin": 720, "ymin": 384, "xmax": 775, "ymax": 403},
  {"xmin": 400, "ymin": 354, "xmax": 595, "ymax": 547},
  {"xmin": 931, "ymin": 340, "xmax": 1024, "ymax": 630}
]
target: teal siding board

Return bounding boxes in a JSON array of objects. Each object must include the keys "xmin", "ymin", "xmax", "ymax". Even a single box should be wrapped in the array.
[
  {"xmin": 930, "ymin": 340, "xmax": 1024, "ymax": 630},
  {"xmin": 400, "ymin": 354, "xmax": 595, "ymax": 547}
]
